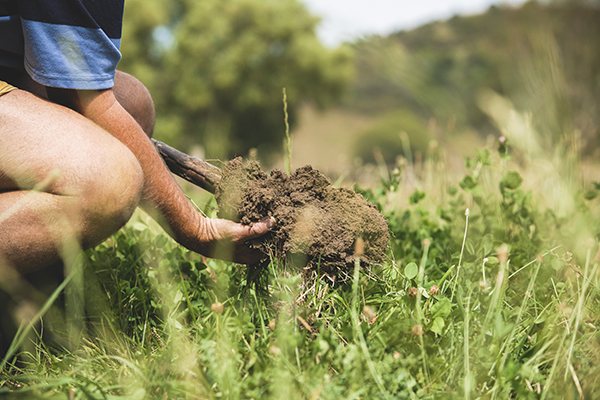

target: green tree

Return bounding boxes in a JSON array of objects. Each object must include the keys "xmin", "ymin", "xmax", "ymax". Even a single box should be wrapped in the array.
[
  {"xmin": 119, "ymin": 0, "xmax": 168, "ymax": 89},
  {"xmin": 120, "ymin": 0, "xmax": 353, "ymax": 162},
  {"xmin": 345, "ymin": 1, "xmax": 600, "ymax": 156}
]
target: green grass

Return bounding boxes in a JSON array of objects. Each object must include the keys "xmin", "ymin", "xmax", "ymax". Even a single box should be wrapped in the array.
[{"xmin": 3, "ymin": 108, "xmax": 600, "ymax": 399}]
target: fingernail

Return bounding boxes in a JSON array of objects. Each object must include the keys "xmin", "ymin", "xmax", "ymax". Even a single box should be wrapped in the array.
[{"xmin": 261, "ymin": 216, "xmax": 276, "ymax": 229}]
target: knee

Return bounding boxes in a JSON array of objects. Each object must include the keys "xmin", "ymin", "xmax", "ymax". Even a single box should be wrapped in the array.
[
  {"xmin": 77, "ymin": 144, "xmax": 144, "ymax": 247},
  {"xmin": 113, "ymin": 71, "xmax": 156, "ymax": 139}
]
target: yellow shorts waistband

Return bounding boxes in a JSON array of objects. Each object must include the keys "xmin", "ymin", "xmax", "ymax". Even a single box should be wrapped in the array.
[{"xmin": 0, "ymin": 80, "xmax": 16, "ymax": 97}]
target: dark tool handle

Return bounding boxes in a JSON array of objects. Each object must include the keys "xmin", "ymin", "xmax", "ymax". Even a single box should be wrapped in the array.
[{"xmin": 152, "ymin": 139, "xmax": 222, "ymax": 194}]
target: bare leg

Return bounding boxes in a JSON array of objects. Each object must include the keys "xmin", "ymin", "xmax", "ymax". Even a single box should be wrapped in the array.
[
  {"xmin": 0, "ymin": 89, "xmax": 144, "ymax": 275},
  {"xmin": 113, "ymin": 71, "xmax": 156, "ymax": 139},
  {"xmin": 0, "ymin": 71, "xmax": 155, "ymax": 359}
]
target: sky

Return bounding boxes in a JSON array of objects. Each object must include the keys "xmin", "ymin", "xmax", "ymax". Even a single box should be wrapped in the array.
[{"xmin": 299, "ymin": 0, "xmax": 527, "ymax": 46}]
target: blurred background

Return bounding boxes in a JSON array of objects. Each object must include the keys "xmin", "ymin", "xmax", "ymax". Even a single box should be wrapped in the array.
[{"xmin": 118, "ymin": 0, "xmax": 600, "ymax": 184}]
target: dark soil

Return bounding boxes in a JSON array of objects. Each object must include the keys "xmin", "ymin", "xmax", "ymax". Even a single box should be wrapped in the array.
[{"xmin": 215, "ymin": 158, "xmax": 390, "ymax": 280}]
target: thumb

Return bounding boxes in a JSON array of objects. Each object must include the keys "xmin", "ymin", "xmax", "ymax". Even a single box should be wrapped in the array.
[{"xmin": 243, "ymin": 216, "xmax": 276, "ymax": 240}]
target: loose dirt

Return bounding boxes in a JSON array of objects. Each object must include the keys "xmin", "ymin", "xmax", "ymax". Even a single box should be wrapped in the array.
[{"xmin": 215, "ymin": 158, "xmax": 390, "ymax": 280}]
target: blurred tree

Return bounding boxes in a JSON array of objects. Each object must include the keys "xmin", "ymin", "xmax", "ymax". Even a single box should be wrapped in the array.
[
  {"xmin": 120, "ymin": 0, "xmax": 353, "ymax": 162},
  {"xmin": 119, "ymin": 0, "xmax": 168, "ymax": 89},
  {"xmin": 345, "ymin": 0, "xmax": 600, "ymax": 156}
]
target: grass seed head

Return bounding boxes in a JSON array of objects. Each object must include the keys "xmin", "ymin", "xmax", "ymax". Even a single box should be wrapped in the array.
[
  {"xmin": 498, "ymin": 244, "xmax": 509, "ymax": 264},
  {"xmin": 563, "ymin": 252, "xmax": 573, "ymax": 262},
  {"xmin": 428, "ymin": 285, "xmax": 440, "ymax": 296},
  {"xmin": 586, "ymin": 237, "xmax": 595, "ymax": 248},
  {"xmin": 269, "ymin": 345, "xmax": 281, "ymax": 356},
  {"xmin": 211, "ymin": 302, "xmax": 224, "ymax": 315},
  {"xmin": 411, "ymin": 324, "xmax": 424, "ymax": 336},
  {"xmin": 362, "ymin": 306, "xmax": 378, "ymax": 325}
]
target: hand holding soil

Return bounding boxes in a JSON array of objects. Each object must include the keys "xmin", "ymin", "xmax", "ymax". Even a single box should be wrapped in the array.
[
  {"xmin": 195, "ymin": 215, "xmax": 276, "ymax": 265},
  {"xmin": 153, "ymin": 140, "xmax": 390, "ymax": 278},
  {"xmin": 215, "ymin": 158, "xmax": 390, "ymax": 279}
]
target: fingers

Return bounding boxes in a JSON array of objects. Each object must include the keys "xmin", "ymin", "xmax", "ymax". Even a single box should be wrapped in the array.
[
  {"xmin": 228, "ymin": 217, "xmax": 276, "ymax": 264},
  {"xmin": 242, "ymin": 216, "xmax": 277, "ymax": 241},
  {"xmin": 201, "ymin": 216, "xmax": 276, "ymax": 264},
  {"xmin": 210, "ymin": 216, "xmax": 275, "ymax": 243}
]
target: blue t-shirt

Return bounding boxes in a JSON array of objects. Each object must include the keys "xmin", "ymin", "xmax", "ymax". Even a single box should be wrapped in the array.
[{"xmin": 0, "ymin": 0, "xmax": 124, "ymax": 90}]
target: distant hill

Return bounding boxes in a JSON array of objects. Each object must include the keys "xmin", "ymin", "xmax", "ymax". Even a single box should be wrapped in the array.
[{"xmin": 344, "ymin": 0, "xmax": 600, "ymax": 162}]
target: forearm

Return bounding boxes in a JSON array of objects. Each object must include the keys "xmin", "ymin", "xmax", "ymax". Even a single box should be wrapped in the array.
[
  {"xmin": 93, "ymin": 101, "xmax": 202, "ymax": 245},
  {"xmin": 49, "ymin": 88, "xmax": 204, "ymax": 250},
  {"xmin": 46, "ymin": 87, "xmax": 272, "ymax": 263}
]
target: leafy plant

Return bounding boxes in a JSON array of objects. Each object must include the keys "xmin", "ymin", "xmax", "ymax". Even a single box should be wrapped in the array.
[
  {"xmin": 2, "ymin": 137, "xmax": 600, "ymax": 400},
  {"xmin": 120, "ymin": 0, "xmax": 353, "ymax": 161}
]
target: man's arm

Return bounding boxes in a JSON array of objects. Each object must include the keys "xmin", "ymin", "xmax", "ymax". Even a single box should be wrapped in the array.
[{"xmin": 48, "ymin": 87, "xmax": 272, "ymax": 263}]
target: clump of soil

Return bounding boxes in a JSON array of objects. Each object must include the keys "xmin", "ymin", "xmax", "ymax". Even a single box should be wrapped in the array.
[{"xmin": 215, "ymin": 158, "xmax": 390, "ymax": 280}]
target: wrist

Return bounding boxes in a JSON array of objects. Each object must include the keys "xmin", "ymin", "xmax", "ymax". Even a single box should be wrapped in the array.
[
  {"xmin": 140, "ymin": 198, "xmax": 209, "ymax": 255},
  {"xmin": 173, "ymin": 208, "xmax": 210, "ymax": 254}
]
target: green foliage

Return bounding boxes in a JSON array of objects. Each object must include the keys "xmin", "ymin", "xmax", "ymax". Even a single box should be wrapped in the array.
[
  {"xmin": 499, "ymin": 171, "xmax": 523, "ymax": 191},
  {"xmin": 6, "ymin": 2, "xmax": 600, "ymax": 398},
  {"xmin": 120, "ymin": 0, "xmax": 353, "ymax": 161},
  {"xmin": 404, "ymin": 262, "xmax": 418, "ymax": 280},
  {"xmin": 346, "ymin": 1, "xmax": 600, "ymax": 154},
  {"xmin": 84, "ymin": 223, "xmax": 214, "ymax": 340},
  {"xmin": 3, "ymin": 140, "xmax": 600, "ymax": 399},
  {"xmin": 582, "ymin": 181, "xmax": 600, "ymax": 201}
]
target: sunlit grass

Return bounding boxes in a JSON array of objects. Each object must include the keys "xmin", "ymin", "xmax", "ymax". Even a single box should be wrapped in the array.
[{"xmin": 2, "ymin": 92, "xmax": 600, "ymax": 399}]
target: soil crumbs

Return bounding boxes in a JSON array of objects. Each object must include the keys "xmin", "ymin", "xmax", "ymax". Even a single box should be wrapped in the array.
[{"xmin": 215, "ymin": 158, "xmax": 390, "ymax": 281}]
